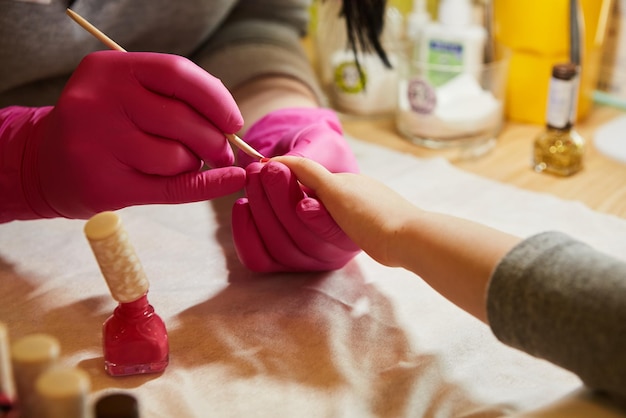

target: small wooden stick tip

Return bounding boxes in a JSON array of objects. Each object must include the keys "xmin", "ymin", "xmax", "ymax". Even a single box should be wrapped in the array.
[{"xmin": 225, "ymin": 133, "xmax": 265, "ymax": 160}]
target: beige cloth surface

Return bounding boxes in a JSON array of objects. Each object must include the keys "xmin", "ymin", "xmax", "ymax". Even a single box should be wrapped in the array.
[{"xmin": 1, "ymin": 137, "xmax": 626, "ymax": 417}]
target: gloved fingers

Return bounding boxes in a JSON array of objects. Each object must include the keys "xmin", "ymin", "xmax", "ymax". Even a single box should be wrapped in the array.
[
  {"xmin": 119, "ymin": 166, "xmax": 246, "ymax": 205},
  {"xmin": 296, "ymin": 198, "xmax": 361, "ymax": 253},
  {"xmin": 125, "ymin": 90, "xmax": 234, "ymax": 168},
  {"xmin": 160, "ymin": 166, "xmax": 246, "ymax": 203},
  {"xmin": 259, "ymin": 161, "xmax": 356, "ymax": 262},
  {"xmin": 231, "ymin": 198, "xmax": 289, "ymax": 273},
  {"xmin": 128, "ymin": 52, "xmax": 243, "ymax": 134},
  {"xmin": 111, "ymin": 129, "xmax": 202, "ymax": 176},
  {"xmin": 61, "ymin": 166, "xmax": 245, "ymax": 219},
  {"xmin": 245, "ymin": 162, "xmax": 324, "ymax": 270}
]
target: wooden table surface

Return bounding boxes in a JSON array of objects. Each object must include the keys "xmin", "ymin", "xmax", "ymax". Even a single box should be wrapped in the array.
[{"xmin": 339, "ymin": 105, "xmax": 626, "ymax": 219}]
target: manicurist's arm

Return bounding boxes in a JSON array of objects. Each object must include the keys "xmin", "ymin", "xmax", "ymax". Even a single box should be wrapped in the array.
[
  {"xmin": 231, "ymin": 75, "xmax": 318, "ymax": 134},
  {"xmin": 192, "ymin": 0, "xmax": 323, "ymax": 133}
]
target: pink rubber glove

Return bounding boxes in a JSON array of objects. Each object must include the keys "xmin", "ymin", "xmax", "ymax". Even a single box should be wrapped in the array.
[
  {"xmin": 0, "ymin": 50, "xmax": 245, "ymax": 222},
  {"xmin": 236, "ymin": 108, "xmax": 359, "ymax": 173},
  {"xmin": 232, "ymin": 108, "xmax": 361, "ymax": 272}
]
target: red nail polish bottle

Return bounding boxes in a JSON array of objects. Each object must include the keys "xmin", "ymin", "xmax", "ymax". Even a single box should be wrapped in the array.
[
  {"xmin": 102, "ymin": 293, "xmax": 168, "ymax": 376},
  {"xmin": 85, "ymin": 212, "xmax": 169, "ymax": 377}
]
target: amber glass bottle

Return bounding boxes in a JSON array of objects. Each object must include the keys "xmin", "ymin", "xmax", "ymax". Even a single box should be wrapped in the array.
[{"xmin": 533, "ymin": 63, "xmax": 585, "ymax": 176}]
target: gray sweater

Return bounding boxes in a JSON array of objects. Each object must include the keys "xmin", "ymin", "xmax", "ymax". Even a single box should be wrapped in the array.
[
  {"xmin": 0, "ymin": 0, "xmax": 321, "ymax": 106},
  {"xmin": 488, "ymin": 231, "xmax": 626, "ymax": 403}
]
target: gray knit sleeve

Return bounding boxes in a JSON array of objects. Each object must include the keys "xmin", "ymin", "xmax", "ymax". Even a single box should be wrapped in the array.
[
  {"xmin": 487, "ymin": 231, "xmax": 626, "ymax": 402},
  {"xmin": 191, "ymin": 0, "xmax": 326, "ymax": 104}
]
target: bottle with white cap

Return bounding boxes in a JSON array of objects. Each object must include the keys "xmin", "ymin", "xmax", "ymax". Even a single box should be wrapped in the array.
[
  {"xmin": 418, "ymin": 0, "xmax": 486, "ymax": 85},
  {"xmin": 84, "ymin": 211, "xmax": 169, "ymax": 377},
  {"xmin": 315, "ymin": 0, "xmax": 402, "ymax": 116}
]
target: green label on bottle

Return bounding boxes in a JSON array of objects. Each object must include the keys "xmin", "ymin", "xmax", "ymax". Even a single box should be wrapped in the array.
[{"xmin": 427, "ymin": 39, "xmax": 463, "ymax": 86}]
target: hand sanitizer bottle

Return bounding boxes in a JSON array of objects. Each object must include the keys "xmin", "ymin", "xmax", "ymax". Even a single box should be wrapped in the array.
[{"xmin": 419, "ymin": 0, "xmax": 486, "ymax": 85}]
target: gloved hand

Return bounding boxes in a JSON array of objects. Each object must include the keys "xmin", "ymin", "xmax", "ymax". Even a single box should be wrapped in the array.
[
  {"xmin": 236, "ymin": 107, "xmax": 359, "ymax": 173},
  {"xmin": 0, "ymin": 50, "xmax": 245, "ymax": 222},
  {"xmin": 232, "ymin": 107, "xmax": 361, "ymax": 272}
]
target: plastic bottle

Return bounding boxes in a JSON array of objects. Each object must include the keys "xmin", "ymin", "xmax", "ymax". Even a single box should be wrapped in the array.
[
  {"xmin": 315, "ymin": 1, "xmax": 403, "ymax": 116},
  {"xmin": 418, "ymin": 0, "xmax": 486, "ymax": 85}
]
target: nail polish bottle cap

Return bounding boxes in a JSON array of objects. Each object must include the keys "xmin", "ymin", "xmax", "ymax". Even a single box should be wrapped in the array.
[
  {"xmin": 95, "ymin": 393, "xmax": 139, "ymax": 418},
  {"xmin": 0, "ymin": 323, "xmax": 16, "ymax": 404},
  {"xmin": 84, "ymin": 212, "xmax": 150, "ymax": 303},
  {"xmin": 10, "ymin": 333, "xmax": 61, "ymax": 412},
  {"xmin": 11, "ymin": 333, "xmax": 60, "ymax": 368},
  {"xmin": 35, "ymin": 367, "xmax": 91, "ymax": 418}
]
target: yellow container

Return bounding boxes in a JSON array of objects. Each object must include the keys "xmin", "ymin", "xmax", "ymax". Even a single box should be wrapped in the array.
[{"xmin": 494, "ymin": 0, "xmax": 611, "ymax": 124}]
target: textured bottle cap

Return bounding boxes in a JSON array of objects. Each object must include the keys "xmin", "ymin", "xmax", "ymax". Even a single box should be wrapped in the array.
[
  {"xmin": 84, "ymin": 211, "xmax": 149, "ymax": 303},
  {"xmin": 0, "ymin": 323, "xmax": 16, "ymax": 403},
  {"xmin": 95, "ymin": 393, "xmax": 139, "ymax": 418},
  {"xmin": 35, "ymin": 367, "xmax": 90, "ymax": 418}
]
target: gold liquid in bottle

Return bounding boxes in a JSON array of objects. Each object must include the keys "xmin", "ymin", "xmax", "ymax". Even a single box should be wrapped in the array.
[{"xmin": 533, "ymin": 63, "xmax": 585, "ymax": 176}]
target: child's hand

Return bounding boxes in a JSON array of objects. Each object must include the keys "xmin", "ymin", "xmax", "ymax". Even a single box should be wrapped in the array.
[{"xmin": 272, "ymin": 156, "xmax": 424, "ymax": 268}]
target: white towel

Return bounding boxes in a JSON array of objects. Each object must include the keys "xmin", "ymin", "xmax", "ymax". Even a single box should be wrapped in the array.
[{"xmin": 1, "ymin": 137, "xmax": 625, "ymax": 418}]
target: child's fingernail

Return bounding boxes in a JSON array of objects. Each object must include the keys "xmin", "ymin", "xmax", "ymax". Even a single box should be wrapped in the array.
[{"xmin": 260, "ymin": 157, "xmax": 270, "ymax": 163}]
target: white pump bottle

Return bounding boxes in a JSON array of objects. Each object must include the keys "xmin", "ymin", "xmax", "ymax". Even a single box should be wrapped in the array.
[{"xmin": 418, "ymin": 0, "xmax": 486, "ymax": 83}]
